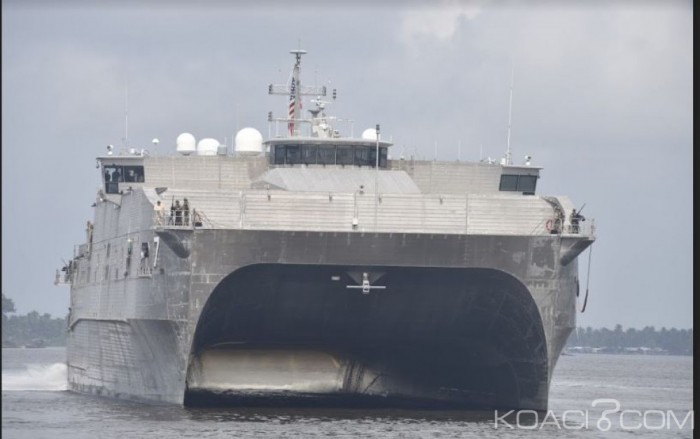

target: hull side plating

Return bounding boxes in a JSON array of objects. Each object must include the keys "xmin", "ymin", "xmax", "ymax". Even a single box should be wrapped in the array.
[{"xmin": 67, "ymin": 214, "xmax": 582, "ymax": 410}]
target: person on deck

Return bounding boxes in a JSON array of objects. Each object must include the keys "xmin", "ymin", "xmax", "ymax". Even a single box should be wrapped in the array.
[
  {"xmin": 192, "ymin": 209, "xmax": 203, "ymax": 228},
  {"xmin": 182, "ymin": 198, "xmax": 190, "ymax": 226},
  {"xmin": 571, "ymin": 209, "xmax": 585, "ymax": 233},
  {"xmin": 153, "ymin": 201, "xmax": 165, "ymax": 226},
  {"xmin": 174, "ymin": 200, "xmax": 183, "ymax": 226}
]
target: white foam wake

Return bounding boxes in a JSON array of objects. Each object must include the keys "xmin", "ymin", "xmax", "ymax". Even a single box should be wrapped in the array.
[{"xmin": 2, "ymin": 363, "xmax": 68, "ymax": 391}]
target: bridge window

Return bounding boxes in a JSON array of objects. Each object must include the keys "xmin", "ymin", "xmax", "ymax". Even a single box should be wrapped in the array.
[
  {"xmin": 286, "ymin": 145, "xmax": 301, "ymax": 165},
  {"xmin": 355, "ymin": 146, "xmax": 371, "ymax": 167},
  {"xmin": 302, "ymin": 145, "xmax": 318, "ymax": 165},
  {"xmin": 123, "ymin": 166, "xmax": 145, "ymax": 182},
  {"xmin": 499, "ymin": 174, "xmax": 538, "ymax": 195},
  {"xmin": 103, "ymin": 164, "xmax": 145, "ymax": 194},
  {"xmin": 499, "ymin": 175, "xmax": 518, "ymax": 191},
  {"xmin": 517, "ymin": 175, "xmax": 537, "ymax": 195},
  {"xmin": 318, "ymin": 145, "xmax": 336, "ymax": 165},
  {"xmin": 337, "ymin": 146, "xmax": 354, "ymax": 166},
  {"xmin": 104, "ymin": 165, "xmax": 124, "ymax": 183},
  {"xmin": 270, "ymin": 144, "xmax": 389, "ymax": 168},
  {"xmin": 274, "ymin": 145, "xmax": 285, "ymax": 164}
]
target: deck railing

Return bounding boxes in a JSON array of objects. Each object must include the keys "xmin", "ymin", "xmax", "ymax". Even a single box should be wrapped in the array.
[
  {"xmin": 54, "ymin": 268, "xmax": 71, "ymax": 286},
  {"xmin": 561, "ymin": 218, "xmax": 596, "ymax": 238},
  {"xmin": 153, "ymin": 208, "xmax": 208, "ymax": 230},
  {"xmin": 534, "ymin": 217, "xmax": 596, "ymax": 238},
  {"xmin": 137, "ymin": 264, "xmax": 153, "ymax": 278},
  {"xmin": 151, "ymin": 193, "xmax": 596, "ymax": 238}
]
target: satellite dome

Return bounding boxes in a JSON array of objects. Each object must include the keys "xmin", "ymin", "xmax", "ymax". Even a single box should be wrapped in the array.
[
  {"xmin": 361, "ymin": 128, "xmax": 378, "ymax": 141},
  {"xmin": 176, "ymin": 133, "xmax": 196, "ymax": 155},
  {"xmin": 196, "ymin": 138, "xmax": 220, "ymax": 156},
  {"xmin": 235, "ymin": 127, "xmax": 264, "ymax": 153}
]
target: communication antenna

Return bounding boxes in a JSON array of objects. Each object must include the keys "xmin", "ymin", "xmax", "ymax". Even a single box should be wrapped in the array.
[
  {"xmin": 236, "ymin": 103, "xmax": 240, "ymax": 133},
  {"xmin": 374, "ymin": 124, "xmax": 380, "ymax": 229},
  {"xmin": 268, "ymin": 50, "xmax": 326, "ymax": 137},
  {"xmin": 505, "ymin": 65, "xmax": 514, "ymax": 166},
  {"xmin": 123, "ymin": 70, "xmax": 129, "ymax": 149}
]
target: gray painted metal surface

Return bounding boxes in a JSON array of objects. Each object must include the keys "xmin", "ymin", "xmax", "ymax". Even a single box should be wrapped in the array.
[
  {"xmin": 64, "ymin": 151, "xmax": 595, "ymax": 410},
  {"xmin": 64, "ymin": 52, "xmax": 594, "ymax": 410},
  {"xmin": 252, "ymin": 167, "xmax": 421, "ymax": 194}
]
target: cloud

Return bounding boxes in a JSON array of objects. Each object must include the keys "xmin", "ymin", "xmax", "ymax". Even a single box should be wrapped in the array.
[
  {"xmin": 399, "ymin": 0, "xmax": 484, "ymax": 43},
  {"xmin": 1, "ymin": 2, "xmax": 692, "ymax": 328}
]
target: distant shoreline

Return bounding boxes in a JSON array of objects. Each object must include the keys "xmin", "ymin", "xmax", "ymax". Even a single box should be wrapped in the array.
[{"xmin": 563, "ymin": 349, "xmax": 692, "ymax": 357}]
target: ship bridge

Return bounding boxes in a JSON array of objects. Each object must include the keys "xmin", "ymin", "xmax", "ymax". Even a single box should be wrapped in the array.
[
  {"xmin": 266, "ymin": 138, "xmax": 392, "ymax": 169},
  {"xmin": 97, "ymin": 152, "xmax": 147, "ymax": 196}
]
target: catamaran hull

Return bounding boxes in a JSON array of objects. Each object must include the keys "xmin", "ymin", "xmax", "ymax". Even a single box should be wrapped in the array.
[{"xmin": 67, "ymin": 229, "xmax": 580, "ymax": 411}]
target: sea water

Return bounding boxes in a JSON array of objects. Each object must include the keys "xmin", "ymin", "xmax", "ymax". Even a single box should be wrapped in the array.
[{"xmin": 2, "ymin": 347, "xmax": 693, "ymax": 438}]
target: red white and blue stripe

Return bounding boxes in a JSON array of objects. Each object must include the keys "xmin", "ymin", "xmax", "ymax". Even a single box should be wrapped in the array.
[{"xmin": 288, "ymin": 77, "xmax": 296, "ymax": 135}]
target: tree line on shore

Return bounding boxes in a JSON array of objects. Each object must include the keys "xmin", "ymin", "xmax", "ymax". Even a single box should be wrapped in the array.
[
  {"xmin": 566, "ymin": 324, "xmax": 693, "ymax": 355},
  {"xmin": 2, "ymin": 294, "xmax": 67, "ymax": 348}
]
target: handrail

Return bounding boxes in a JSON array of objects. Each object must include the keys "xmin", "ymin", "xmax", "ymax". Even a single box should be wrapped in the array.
[
  {"xmin": 531, "ymin": 214, "xmax": 596, "ymax": 238},
  {"xmin": 529, "ymin": 217, "xmax": 549, "ymax": 235},
  {"xmin": 194, "ymin": 209, "xmax": 215, "ymax": 228},
  {"xmin": 137, "ymin": 265, "xmax": 153, "ymax": 278},
  {"xmin": 54, "ymin": 268, "xmax": 71, "ymax": 286},
  {"xmin": 153, "ymin": 207, "xmax": 212, "ymax": 230},
  {"xmin": 561, "ymin": 218, "xmax": 596, "ymax": 238},
  {"xmin": 154, "ymin": 208, "xmax": 192, "ymax": 227},
  {"xmin": 151, "ymin": 194, "xmax": 596, "ymax": 238}
]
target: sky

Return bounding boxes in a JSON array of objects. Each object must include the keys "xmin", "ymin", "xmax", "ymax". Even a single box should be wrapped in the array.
[{"xmin": 1, "ymin": 0, "xmax": 693, "ymax": 329}]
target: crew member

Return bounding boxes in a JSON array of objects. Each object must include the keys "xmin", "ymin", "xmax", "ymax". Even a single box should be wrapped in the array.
[
  {"xmin": 192, "ymin": 209, "xmax": 203, "ymax": 228},
  {"xmin": 169, "ymin": 201, "xmax": 176, "ymax": 225},
  {"xmin": 174, "ymin": 200, "xmax": 182, "ymax": 226},
  {"xmin": 571, "ymin": 209, "xmax": 585, "ymax": 233},
  {"xmin": 554, "ymin": 210, "xmax": 565, "ymax": 234},
  {"xmin": 153, "ymin": 201, "xmax": 165, "ymax": 226},
  {"xmin": 182, "ymin": 198, "xmax": 190, "ymax": 226}
]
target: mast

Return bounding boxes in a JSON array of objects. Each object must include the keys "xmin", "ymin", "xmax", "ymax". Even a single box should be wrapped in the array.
[
  {"xmin": 124, "ymin": 81, "xmax": 129, "ymax": 149},
  {"xmin": 505, "ymin": 66, "xmax": 514, "ymax": 166},
  {"xmin": 268, "ymin": 50, "xmax": 327, "ymax": 138},
  {"xmin": 290, "ymin": 49, "xmax": 305, "ymax": 136}
]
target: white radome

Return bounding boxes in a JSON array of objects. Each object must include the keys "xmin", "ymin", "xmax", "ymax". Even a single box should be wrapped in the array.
[
  {"xmin": 361, "ymin": 128, "xmax": 378, "ymax": 141},
  {"xmin": 235, "ymin": 127, "xmax": 264, "ymax": 153},
  {"xmin": 197, "ymin": 138, "xmax": 220, "ymax": 156},
  {"xmin": 176, "ymin": 133, "xmax": 196, "ymax": 155}
]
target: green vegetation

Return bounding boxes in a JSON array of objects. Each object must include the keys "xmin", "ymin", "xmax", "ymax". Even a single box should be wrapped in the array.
[
  {"xmin": 2, "ymin": 294, "xmax": 67, "ymax": 347},
  {"xmin": 566, "ymin": 324, "xmax": 693, "ymax": 355}
]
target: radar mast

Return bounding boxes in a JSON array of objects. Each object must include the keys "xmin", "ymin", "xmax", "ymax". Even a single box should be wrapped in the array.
[{"xmin": 268, "ymin": 50, "xmax": 328, "ymax": 137}]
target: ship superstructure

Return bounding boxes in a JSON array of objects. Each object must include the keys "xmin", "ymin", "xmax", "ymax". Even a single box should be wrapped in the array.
[{"xmin": 57, "ymin": 50, "xmax": 595, "ymax": 410}]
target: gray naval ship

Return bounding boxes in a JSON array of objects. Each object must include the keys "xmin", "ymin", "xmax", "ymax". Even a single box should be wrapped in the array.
[{"xmin": 56, "ymin": 50, "xmax": 595, "ymax": 411}]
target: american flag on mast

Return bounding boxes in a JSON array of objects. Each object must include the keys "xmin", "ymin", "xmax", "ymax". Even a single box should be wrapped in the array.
[{"xmin": 288, "ymin": 77, "xmax": 296, "ymax": 135}]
